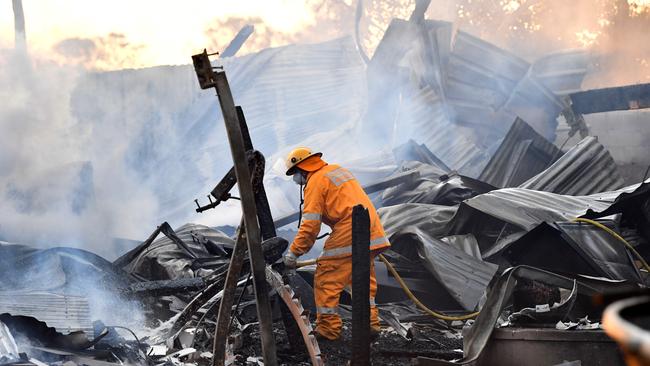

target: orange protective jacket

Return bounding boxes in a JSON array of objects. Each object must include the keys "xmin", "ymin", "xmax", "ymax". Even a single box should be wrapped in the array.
[{"xmin": 289, "ymin": 164, "xmax": 390, "ymax": 260}]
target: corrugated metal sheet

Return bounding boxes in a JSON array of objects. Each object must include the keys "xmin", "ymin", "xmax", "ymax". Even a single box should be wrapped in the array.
[
  {"xmin": 461, "ymin": 184, "xmax": 640, "ymax": 231},
  {"xmin": 119, "ymin": 223, "xmax": 233, "ymax": 280},
  {"xmin": 379, "ymin": 203, "xmax": 458, "ymax": 238},
  {"xmin": 392, "ymin": 227, "xmax": 498, "ymax": 310},
  {"xmin": 379, "ymin": 203, "xmax": 497, "ymax": 311},
  {"xmin": 496, "ymin": 221, "xmax": 641, "ymax": 282},
  {"xmin": 398, "ymin": 86, "xmax": 489, "ymax": 177},
  {"xmin": 0, "ymin": 292, "xmax": 92, "ymax": 337},
  {"xmin": 0, "ymin": 321, "xmax": 19, "ymax": 360},
  {"xmin": 446, "ymin": 31, "xmax": 565, "ymax": 142},
  {"xmin": 520, "ymin": 136, "xmax": 625, "ymax": 195},
  {"xmin": 479, "ymin": 117, "xmax": 562, "ymax": 187},
  {"xmin": 531, "ymin": 50, "xmax": 590, "ymax": 96},
  {"xmin": 71, "ymin": 37, "xmax": 366, "ymax": 223},
  {"xmin": 368, "ymin": 19, "xmax": 584, "ymax": 179}
]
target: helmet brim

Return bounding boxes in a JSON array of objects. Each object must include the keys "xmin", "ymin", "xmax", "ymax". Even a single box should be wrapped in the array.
[{"xmin": 285, "ymin": 152, "xmax": 322, "ymax": 176}]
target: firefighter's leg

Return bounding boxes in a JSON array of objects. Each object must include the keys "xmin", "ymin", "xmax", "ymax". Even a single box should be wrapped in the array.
[{"xmin": 314, "ymin": 258, "xmax": 351, "ymax": 340}]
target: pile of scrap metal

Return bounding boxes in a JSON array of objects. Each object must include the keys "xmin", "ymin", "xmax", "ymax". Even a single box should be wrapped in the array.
[
  {"xmin": 0, "ymin": 138, "xmax": 646, "ymax": 364},
  {"xmin": 361, "ymin": 0, "xmax": 589, "ymax": 179},
  {"xmin": 3, "ymin": 3, "xmax": 650, "ymax": 366},
  {"xmin": 0, "ymin": 223, "xmax": 291, "ymax": 365},
  {"xmin": 368, "ymin": 132, "xmax": 649, "ymax": 365}
]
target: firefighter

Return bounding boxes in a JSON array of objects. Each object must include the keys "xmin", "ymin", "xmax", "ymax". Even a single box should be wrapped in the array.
[{"xmin": 282, "ymin": 147, "xmax": 390, "ymax": 341}]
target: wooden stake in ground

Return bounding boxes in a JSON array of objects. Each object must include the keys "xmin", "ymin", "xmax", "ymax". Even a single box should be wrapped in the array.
[{"xmin": 351, "ymin": 205, "xmax": 371, "ymax": 365}]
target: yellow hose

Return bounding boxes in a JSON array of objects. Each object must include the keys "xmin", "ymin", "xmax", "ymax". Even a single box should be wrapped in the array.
[
  {"xmin": 378, "ymin": 254, "xmax": 480, "ymax": 321},
  {"xmin": 374, "ymin": 218, "xmax": 648, "ymax": 321},
  {"xmin": 573, "ymin": 218, "xmax": 650, "ymax": 273}
]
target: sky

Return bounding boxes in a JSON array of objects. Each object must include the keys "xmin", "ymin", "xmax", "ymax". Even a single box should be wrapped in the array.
[
  {"xmin": 0, "ymin": 0, "xmax": 321, "ymax": 67},
  {"xmin": 3, "ymin": 0, "xmax": 650, "ymax": 80}
]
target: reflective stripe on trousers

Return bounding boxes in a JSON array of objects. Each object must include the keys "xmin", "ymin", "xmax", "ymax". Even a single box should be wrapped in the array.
[
  {"xmin": 319, "ymin": 236, "xmax": 388, "ymax": 258},
  {"xmin": 317, "ymin": 306, "xmax": 338, "ymax": 315}
]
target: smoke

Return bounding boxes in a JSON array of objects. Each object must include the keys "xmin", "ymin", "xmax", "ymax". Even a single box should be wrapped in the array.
[
  {"xmin": 0, "ymin": 52, "xmax": 159, "ymax": 258},
  {"xmin": 426, "ymin": 0, "xmax": 650, "ymax": 87},
  {"xmin": 52, "ymin": 33, "xmax": 147, "ymax": 71},
  {"xmin": 3, "ymin": 0, "xmax": 650, "ymax": 256}
]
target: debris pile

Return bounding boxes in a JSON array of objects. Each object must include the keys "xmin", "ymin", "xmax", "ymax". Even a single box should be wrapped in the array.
[{"xmin": 3, "ymin": 3, "xmax": 650, "ymax": 366}]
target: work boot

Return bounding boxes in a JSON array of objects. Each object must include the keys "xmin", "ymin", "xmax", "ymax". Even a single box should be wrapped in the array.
[
  {"xmin": 315, "ymin": 331, "xmax": 340, "ymax": 343},
  {"xmin": 315, "ymin": 327, "xmax": 341, "ymax": 342}
]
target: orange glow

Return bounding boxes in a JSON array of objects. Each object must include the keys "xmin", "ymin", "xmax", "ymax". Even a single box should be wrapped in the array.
[{"xmin": 628, "ymin": 0, "xmax": 650, "ymax": 15}]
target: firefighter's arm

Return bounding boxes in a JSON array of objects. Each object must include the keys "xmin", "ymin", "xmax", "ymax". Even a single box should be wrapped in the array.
[{"xmin": 289, "ymin": 177, "xmax": 325, "ymax": 257}]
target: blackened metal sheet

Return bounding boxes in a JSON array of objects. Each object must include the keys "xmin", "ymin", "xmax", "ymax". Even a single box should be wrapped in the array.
[
  {"xmin": 558, "ymin": 221, "xmax": 642, "ymax": 282},
  {"xmin": 415, "ymin": 266, "xmax": 615, "ymax": 366},
  {"xmin": 379, "ymin": 202, "xmax": 458, "ymax": 239},
  {"xmin": 381, "ymin": 162, "xmax": 494, "ymax": 206},
  {"xmin": 379, "ymin": 202, "xmax": 497, "ymax": 311},
  {"xmin": 497, "ymin": 222, "xmax": 641, "ymax": 282},
  {"xmin": 479, "ymin": 118, "xmax": 562, "ymax": 188},
  {"xmin": 0, "ymin": 292, "xmax": 92, "ymax": 337},
  {"xmin": 389, "ymin": 227, "xmax": 498, "ymax": 311},
  {"xmin": 460, "ymin": 184, "xmax": 641, "ymax": 232},
  {"xmin": 117, "ymin": 223, "xmax": 235, "ymax": 280},
  {"xmin": 519, "ymin": 136, "xmax": 625, "ymax": 195}
]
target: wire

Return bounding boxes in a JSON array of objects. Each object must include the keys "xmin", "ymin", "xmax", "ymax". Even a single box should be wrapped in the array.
[
  {"xmin": 378, "ymin": 254, "xmax": 480, "ymax": 321},
  {"xmin": 108, "ymin": 325, "xmax": 151, "ymax": 363},
  {"xmin": 573, "ymin": 218, "xmax": 650, "ymax": 273}
]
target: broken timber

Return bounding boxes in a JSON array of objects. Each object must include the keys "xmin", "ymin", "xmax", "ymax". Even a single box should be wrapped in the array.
[
  {"xmin": 192, "ymin": 50, "xmax": 278, "ymax": 366},
  {"xmin": 351, "ymin": 205, "xmax": 371, "ymax": 365}
]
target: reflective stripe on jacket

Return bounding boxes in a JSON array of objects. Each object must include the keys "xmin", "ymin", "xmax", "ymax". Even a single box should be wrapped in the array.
[{"xmin": 289, "ymin": 164, "xmax": 390, "ymax": 259}]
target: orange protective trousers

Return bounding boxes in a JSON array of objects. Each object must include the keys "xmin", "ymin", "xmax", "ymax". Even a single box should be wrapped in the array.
[{"xmin": 313, "ymin": 256, "xmax": 379, "ymax": 340}]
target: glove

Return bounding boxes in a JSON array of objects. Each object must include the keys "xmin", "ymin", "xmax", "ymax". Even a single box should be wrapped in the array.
[{"xmin": 283, "ymin": 251, "xmax": 298, "ymax": 269}]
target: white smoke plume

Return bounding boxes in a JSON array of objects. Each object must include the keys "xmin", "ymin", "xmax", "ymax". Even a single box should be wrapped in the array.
[{"xmin": 0, "ymin": 52, "xmax": 159, "ymax": 259}]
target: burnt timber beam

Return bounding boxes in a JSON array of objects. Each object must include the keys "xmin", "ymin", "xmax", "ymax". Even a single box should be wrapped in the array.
[
  {"xmin": 123, "ymin": 277, "xmax": 205, "ymax": 296},
  {"xmin": 192, "ymin": 50, "xmax": 278, "ymax": 365},
  {"xmin": 351, "ymin": 205, "xmax": 371, "ymax": 365},
  {"xmin": 212, "ymin": 221, "xmax": 249, "ymax": 365},
  {"xmin": 212, "ymin": 70, "xmax": 278, "ymax": 366}
]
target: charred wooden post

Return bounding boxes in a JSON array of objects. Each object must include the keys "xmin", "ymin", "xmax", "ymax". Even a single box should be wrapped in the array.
[
  {"xmin": 236, "ymin": 107, "xmax": 276, "ymax": 241},
  {"xmin": 351, "ymin": 205, "xmax": 371, "ymax": 365},
  {"xmin": 212, "ymin": 220, "xmax": 248, "ymax": 365},
  {"xmin": 192, "ymin": 50, "xmax": 278, "ymax": 366}
]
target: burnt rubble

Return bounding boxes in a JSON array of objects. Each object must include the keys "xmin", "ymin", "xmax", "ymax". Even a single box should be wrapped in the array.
[{"xmin": 3, "ymin": 3, "xmax": 650, "ymax": 366}]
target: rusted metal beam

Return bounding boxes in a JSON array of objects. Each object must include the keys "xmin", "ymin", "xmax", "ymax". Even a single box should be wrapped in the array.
[{"xmin": 351, "ymin": 205, "xmax": 371, "ymax": 365}]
